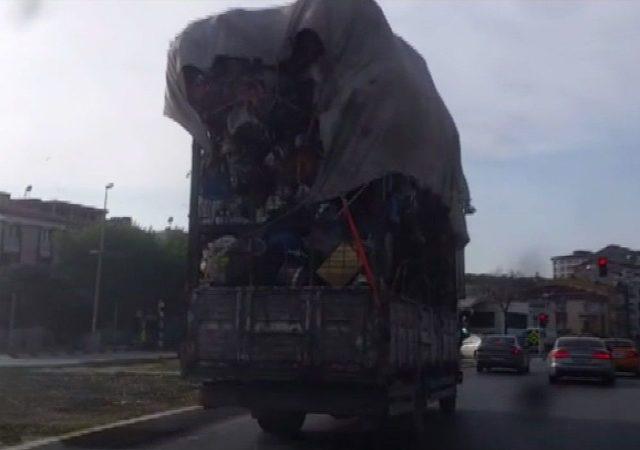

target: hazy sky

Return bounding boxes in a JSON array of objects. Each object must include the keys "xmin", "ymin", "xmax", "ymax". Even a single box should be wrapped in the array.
[{"xmin": 1, "ymin": 0, "xmax": 639, "ymax": 276}]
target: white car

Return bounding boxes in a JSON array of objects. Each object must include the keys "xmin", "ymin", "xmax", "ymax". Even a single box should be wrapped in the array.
[{"xmin": 460, "ymin": 334, "xmax": 482, "ymax": 359}]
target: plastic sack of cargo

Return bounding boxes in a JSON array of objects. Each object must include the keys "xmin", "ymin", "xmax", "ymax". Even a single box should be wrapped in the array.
[{"xmin": 164, "ymin": 0, "xmax": 470, "ymax": 244}]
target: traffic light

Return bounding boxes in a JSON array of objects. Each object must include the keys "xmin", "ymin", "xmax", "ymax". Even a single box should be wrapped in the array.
[
  {"xmin": 597, "ymin": 257, "xmax": 608, "ymax": 277},
  {"xmin": 538, "ymin": 313, "xmax": 549, "ymax": 328}
]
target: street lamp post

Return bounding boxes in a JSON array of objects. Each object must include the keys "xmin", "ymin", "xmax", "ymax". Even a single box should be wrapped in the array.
[{"xmin": 91, "ymin": 182, "xmax": 114, "ymax": 334}]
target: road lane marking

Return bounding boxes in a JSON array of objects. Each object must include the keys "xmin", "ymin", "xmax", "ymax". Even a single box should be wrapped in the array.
[{"xmin": 8, "ymin": 406, "xmax": 202, "ymax": 450}]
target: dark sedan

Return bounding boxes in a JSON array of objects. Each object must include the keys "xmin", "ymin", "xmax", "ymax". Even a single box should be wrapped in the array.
[{"xmin": 476, "ymin": 335, "xmax": 530, "ymax": 374}]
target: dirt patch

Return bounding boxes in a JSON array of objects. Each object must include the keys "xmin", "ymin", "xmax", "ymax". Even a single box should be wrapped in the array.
[{"xmin": 0, "ymin": 360, "xmax": 198, "ymax": 447}]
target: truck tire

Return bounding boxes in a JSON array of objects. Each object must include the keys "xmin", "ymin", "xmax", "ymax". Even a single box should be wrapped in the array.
[
  {"xmin": 200, "ymin": 383, "xmax": 215, "ymax": 410},
  {"xmin": 256, "ymin": 412, "xmax": 306, "ymax": 436},
  {"xmin": 412, "ymin": 387, "xmax": 427, "ymax": 434},
  {"xmin": 439, "ymin": 395, "xmax": 456, "ymax": 414},
  {"xmin": 360, "ymin": 410, "xmax": 388, "ymax": 432},
  {"xmin": 359, "ymin": 414, "xmax": 388, "ymax": 450}
]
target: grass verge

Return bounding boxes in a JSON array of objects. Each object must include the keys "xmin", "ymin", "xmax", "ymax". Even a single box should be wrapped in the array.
[{"xmin": 0, "ymin": 359, "xmax": 198, "ymax": 447}]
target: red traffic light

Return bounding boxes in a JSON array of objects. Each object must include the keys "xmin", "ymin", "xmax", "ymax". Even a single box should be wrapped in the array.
[
  {"xmin": 597, "ymin": 257, "xmax": 608, "ymax": 267},
  {"xmin": 538, "ymin": 313, "xmax": 549, "ymax": 328},
  {"xmin": 597, "ymin": 257, "xmax": 608, "ymax": 277}
]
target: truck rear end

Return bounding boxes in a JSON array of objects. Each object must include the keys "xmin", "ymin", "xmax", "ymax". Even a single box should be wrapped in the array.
[
  {"xmin": 187, "ymin": 287, "xmax": 375, "ymax": 382},
  {"xmin": 186, "ymin": 287, "xmax": 379, "ymax": 410},
  {"xmin": 165, "ymin": 0, "xmax": 471, "ymax": 435},
  {"xmin": 183, "ymin": 284, "xmax": 461, "ymax": 427}
]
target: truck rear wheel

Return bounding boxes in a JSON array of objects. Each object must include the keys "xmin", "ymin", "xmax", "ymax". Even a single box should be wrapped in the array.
[
  {"xmin": 200, "ymin": 383, "xmax": 215, "ymax": 410},
  {"xmin": 256, "ymin": 411, "xmax": 306, "ymax": 436}
]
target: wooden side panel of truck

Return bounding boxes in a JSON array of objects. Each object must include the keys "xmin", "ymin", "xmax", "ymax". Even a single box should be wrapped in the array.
[{"xmin": 181, "ymin": 286, "xmax": 460, "ymax": 419}]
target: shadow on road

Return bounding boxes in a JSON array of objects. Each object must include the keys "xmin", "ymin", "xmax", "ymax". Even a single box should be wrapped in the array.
[
  {"xmin": 248, "ymin": 408, "xmax": 640, "ymax": 450},
  {"xmin": 56, "ymin": 403, "xmax": 640, "ymax": 450}
]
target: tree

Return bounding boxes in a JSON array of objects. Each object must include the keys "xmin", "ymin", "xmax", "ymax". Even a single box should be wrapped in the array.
[
  {"xmin": 487, "ymin": 282, "xmax": 519, "ymax": 334},
  {"xmin": 0, "ymin": 263, "xmax": 90, "ymax": 348},
  {"xmin": 56, "ymin": 223, "xmax": 187, "ymax": 335},
  {"xmin": 0, "ymin": 223, "xmax": 188, "ymax": 350},
  {"xmin": 468, "ymin": 273, "xmax": 537, "ymax": 334}
]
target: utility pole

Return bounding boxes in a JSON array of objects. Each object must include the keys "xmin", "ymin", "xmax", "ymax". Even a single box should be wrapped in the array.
[
  {"xmin": 618, "ymin": 282, "xmax": 632, "ymax": 338},
  {"xmin": 91, "ymin": 182, "xmax": 114, "ymax": 334},
  {"xmin": 113, "ymin": 301, "xmax": 119, "ymax": 331},
  {"xmin": 157, "ymin": 300, "xmax": 165, "ymax": 350},
  {"xmin": 8, "ymin": 292, "xmax": 17, "ymax": 353}
]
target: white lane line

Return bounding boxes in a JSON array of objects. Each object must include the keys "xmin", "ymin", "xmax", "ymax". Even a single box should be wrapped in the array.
[{"xmin": 7, "ymin": 406, "xmax": 202, "ymax": 450}]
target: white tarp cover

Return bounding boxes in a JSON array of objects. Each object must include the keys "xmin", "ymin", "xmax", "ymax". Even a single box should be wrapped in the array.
[{"xmin": 164, "ymin": 0, "xmax": 470, "ymax": 243}]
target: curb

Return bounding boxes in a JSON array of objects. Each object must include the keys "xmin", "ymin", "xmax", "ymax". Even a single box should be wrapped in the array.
[
  {"xmin": 6, "ymin": 406, "xmax": 248, "ymax": 450},
  {"xmin": 76, "ymin": 355, "xmax": 178, "ymax": 369},
  {"xmin": 0, "ymin": 354, "xmax": 177, "ymax": 370}
]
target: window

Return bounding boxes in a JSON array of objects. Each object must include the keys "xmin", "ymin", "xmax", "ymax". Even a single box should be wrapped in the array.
[
  {"xmin": 556, "ymin": 338, "xmax": 605, "ymax": 350},
  {"xmin": 469, "ymin": 311, "xmax": 495, "ymax": 328},
  {"xmin": 605, "ymin": 339, "xmax": 633, "ymax": 348},
  {"xmin": 506, "ymin": 312, "xmax": 527, "ymax": 329},
  {"xmin": 39, "ymin": 228, "xmax": 53, "ymax": 259},
  {"xmin": 2, "ymin": 223, "xmax": 21, "ymax": 253},
  {"xmin": 0, "ymin": 223, "xmax": 22, "ymax": 265}
]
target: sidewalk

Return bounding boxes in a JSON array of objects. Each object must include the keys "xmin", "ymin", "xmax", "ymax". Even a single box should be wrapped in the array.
[{"xmin": 0, "ymin": 351, "xmax": 176, "ymax": 369}]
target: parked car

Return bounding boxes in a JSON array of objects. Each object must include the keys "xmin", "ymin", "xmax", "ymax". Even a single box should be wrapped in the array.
[
  {"xmin": 476, "ymin": 335, "xmax": 529, "ymax": 374},
  {"xmin": 460, "ymin": 334, "xmax": 482, "ymax": 359},
  {"xmin": 548, "ymin": 336, "xmax": 615, "ymax": 385},
  {"xmin": 604, "ymin": 338, "xmax": 640, "ymax": 376}
]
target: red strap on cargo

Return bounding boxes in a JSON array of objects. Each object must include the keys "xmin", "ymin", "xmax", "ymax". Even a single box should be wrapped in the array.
[{"xmin": 341, "ymin": 197, "xmax": 381, "ymax": 310}]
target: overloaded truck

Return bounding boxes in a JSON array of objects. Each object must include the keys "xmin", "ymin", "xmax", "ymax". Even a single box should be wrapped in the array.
[{"xmin": 164, "ymin": 0, "xmax": 472, "ymax": 435}]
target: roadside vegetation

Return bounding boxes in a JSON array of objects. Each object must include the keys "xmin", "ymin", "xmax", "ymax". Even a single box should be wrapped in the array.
[{"xmin": 0, "ymin": 360, "xmax": 198, "ymax": 447}]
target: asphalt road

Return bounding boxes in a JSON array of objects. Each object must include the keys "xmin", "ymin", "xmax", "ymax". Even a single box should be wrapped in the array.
[{"xmin": 36, "ymin": 359, "xmax": 640, "ymax": 450}]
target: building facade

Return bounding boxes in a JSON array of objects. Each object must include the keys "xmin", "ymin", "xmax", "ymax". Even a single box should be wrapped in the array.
[
  {"xmin": 1, "ymin": 191, "xmax": 106, "ymax": 353},
  {"xmin": 551, "ymin": 250, "xmax": 593, "ymax": 279},
  {"xmin": 461, "ymin": 276, "xmax": 622, "ymax": 343},
  {"xmin": 0, "ymin": 191, "xmax": 104, "ymax": 268},
  {"xmin": 458, "ymin": 297, "xmax": 530, "ymax": 337},
  {"xmin": 551, "ymin": 245, "xmax": 640, "ymax": 338}
]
